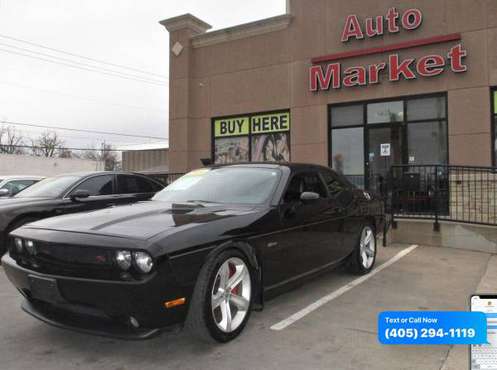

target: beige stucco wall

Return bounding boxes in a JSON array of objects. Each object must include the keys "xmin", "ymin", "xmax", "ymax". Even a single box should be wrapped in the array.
[
  {"xmin": 0, "ymin": 154, "xmax": 103, "ymax": 177},
  {"xmin": 122, "ymin": 149, "xmax": 169, "ymax": 173},
  {"xmin": 163, "ymin": 0, "xmax": 497, "ymax": 172}
]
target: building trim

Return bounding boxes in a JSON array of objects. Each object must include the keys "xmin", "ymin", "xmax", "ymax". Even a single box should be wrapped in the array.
[
  {"xmin": 312, "ymin": 33, "xmax": 462, "ymax": 64},
  {"xmin": 191, "ymin": 14, "xmax": 292, "ymax": 48},
  {"xmin": 159, "ymin": 13, "xmax": 212, "ymax": 34}
]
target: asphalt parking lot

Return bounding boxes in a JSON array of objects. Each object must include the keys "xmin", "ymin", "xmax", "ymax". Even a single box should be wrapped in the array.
[{"xmin": 0, "ymin": 243, "xmax": 491, "ymax": 370}]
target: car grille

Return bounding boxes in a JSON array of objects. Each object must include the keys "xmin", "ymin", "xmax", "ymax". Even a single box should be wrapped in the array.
[{"xmin": 10, "ymin": 241, "xmax": 118, "ymax": 280}]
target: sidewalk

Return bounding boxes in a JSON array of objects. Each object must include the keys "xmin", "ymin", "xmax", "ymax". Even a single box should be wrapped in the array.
[{"xmin": 441, "ymin": 254, "xmax": 497, "ymax": 370}]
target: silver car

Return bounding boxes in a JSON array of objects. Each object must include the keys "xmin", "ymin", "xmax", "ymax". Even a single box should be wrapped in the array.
[{"xmin": 0, "ymin": 176, "xmax": 44, "ymax": 197}]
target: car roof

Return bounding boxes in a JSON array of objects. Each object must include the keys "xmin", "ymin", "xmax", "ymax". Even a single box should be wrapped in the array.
[
  {"xmin": 51, "ymin": 171, "xmax": 152, "ymax": 178},
  {"xmin": 208, "ymin": 162, "xmax": 333, "ymax": 172},
  {"xmin": 0, "ymin": 175, "xmax": 45, "ymax": 180}
]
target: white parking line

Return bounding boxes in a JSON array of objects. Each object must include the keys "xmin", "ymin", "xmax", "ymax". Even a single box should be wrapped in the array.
[{"xmin": 270, "ymin": 244, "xmax": 419, "ymax": 331}]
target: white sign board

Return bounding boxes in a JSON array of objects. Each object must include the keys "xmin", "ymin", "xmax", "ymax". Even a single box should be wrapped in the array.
[{"xmin": 380, "ymin": 143, "xmax": 391, "ymax": 157}]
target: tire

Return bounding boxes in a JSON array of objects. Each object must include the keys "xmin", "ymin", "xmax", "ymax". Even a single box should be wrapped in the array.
[
  {"xmin": 347, "ymin": 224, "xmax": 377, "ymax": 275},
  {"xmin": 1, "ymin": 217, "xmax": 38, "ymax": 257},
  {"xmin": 186, "ymin": 249, "xmax": 253, "ymax": 343}
]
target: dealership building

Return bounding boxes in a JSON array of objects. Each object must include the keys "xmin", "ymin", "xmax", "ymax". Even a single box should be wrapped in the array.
[{"xmin": 160, "ymin": 0, "xmax": 497, "ymax": 190}]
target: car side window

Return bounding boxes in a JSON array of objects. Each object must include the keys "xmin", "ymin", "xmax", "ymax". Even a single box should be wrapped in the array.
[
  {"xmin": 283, "ymin": 172, "xmax": 327, "ymax": 203},
  {"xmin": 71, "ymin": 175, "xmax": 114, "ymax": 196},
  {"xmin": 2, "ymin": 180, "xmax": 37, "ymax": 195},
  {"xmin": 117, "ymin": 175, "xmax": 158, "ymax": 194},
  {"xmin": 320, "ymin": 170, "xmax": 347, "ymax": 198}
]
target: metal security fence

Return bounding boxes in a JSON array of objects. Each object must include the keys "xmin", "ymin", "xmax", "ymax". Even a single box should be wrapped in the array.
[{"xmin": 387, "ymin": 165, "xmax": 497, "ymax": 230}]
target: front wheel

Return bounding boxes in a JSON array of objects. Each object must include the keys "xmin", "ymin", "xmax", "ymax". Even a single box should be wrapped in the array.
[
  {"xmin": 186, "ymin": 249, "xmax": 253, "ymax": 343},
  {"xmin": 348, "ymin": 225, "xmax": 377, "ymax": 274}
]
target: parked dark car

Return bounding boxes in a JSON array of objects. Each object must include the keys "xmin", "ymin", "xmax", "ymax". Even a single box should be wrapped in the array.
[
  {"xmin": 0, "ymin": 171, "xmax": 164, "ymax": 256},
  {"xmin": 2, "ymin": 163, "xmax": 384, "ymax": 342}
]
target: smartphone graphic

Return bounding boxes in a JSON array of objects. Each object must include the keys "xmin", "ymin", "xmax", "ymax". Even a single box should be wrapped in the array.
[{"xmin": 471, "ymin": 295, "xmax": 497, "ymax": 369}]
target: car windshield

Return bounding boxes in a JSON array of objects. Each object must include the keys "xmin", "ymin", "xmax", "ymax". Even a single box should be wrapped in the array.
[
  {"xmin": 153, "ymin": 167, "xmax": 281, "ymax": 205},
  {"xmin": 15, "ymin": 175, "xmax": 81, "ymax": 198}
]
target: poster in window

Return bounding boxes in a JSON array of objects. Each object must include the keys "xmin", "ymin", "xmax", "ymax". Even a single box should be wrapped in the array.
[
  {"xmin": 251, "ymin": 133, "xmax": 290, "ymax": 162},
  {"xmin": 214, "ymin": 137, "xmax": 249, "ymax": 164}
]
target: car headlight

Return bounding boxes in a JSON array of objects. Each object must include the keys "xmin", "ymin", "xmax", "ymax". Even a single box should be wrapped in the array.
[
  {"xmin": 14, "ymin": 238, "xmax": 23, "ymax": 253},
  {"xmin": 25, "ymin": 240, "xmax": 36, "ymax": 255},
  {"xmin": 115, "ymin": 250, "xmax": 132, "ymax": 270},
  {"xmin": 133, "ymin": 251, "xmax": 153, "ymax": 274}
]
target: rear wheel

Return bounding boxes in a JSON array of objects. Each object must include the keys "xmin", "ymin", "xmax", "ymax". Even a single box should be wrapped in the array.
[
  {"xmin": 348, "ymin": 225, "xmax": 376, "ymax": 274},
  {"xmin": 186, "ymin": 249, "xmax": 253, "ymax": 343}
]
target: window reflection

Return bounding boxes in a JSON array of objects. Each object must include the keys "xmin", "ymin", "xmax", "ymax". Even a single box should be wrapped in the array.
[
  {"xmin": 367, "ymin": 101, "xmax": 403, "ymax": 124},
  {"xmin": 331, "ymin": 127, "xmax": 365, "ymax": 189}
]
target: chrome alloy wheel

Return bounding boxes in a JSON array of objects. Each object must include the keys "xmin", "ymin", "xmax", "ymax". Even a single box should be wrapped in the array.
[
  {"xmin": 211, "ymin": 257, "xmax": 251, "ymax": 333},
  {"xmin": 359, "ymin": 226, "xmax": 376, "ymax": 269}
]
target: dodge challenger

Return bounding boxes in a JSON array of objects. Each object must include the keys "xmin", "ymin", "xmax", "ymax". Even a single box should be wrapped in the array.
[{"xmin": 2, "ymin": 163, "xmax": 384, "ymax": 342}]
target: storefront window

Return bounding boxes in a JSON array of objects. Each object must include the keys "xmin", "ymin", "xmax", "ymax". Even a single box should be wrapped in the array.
[
  {"xmin": 330, "ymin": 94, "xmax": 448, "ymax": 190},
  {"xmin": 367, "ymin": 101, "xmax": 403, "ymax": 124},
  {"xmin": 407, "ymin": 96, "xmax": 446, "ymax": 121},
  {"xmin": 331, "ymin": 127, "xmax": 364, "ymax": 188},
  {"xmin": 251, "ymin": 133, "xmax": 290, "ymax": 162},
  {"xmin": 331, "ymin": 104, "xmax": 363, "ymax": 127},
  {"xmin": 407, "ymin": 121, "xmax": 448, "ymax": 165},
  {"xmin": 213, "ymin": 111, "xmax": 290, "ymax": 164},
  {"xmin": 214, "ymin": 137, "xmax": 249, "ymax": 164}
]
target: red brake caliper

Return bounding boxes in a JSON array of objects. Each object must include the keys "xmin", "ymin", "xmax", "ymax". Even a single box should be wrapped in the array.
[{"xmin": 229, "ymin": 263, "xmax": 239, "ymax": 295}]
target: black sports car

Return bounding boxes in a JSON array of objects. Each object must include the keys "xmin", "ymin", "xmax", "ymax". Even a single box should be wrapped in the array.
[
  {"xmin": 0, "ymin": 172, "xmax": 164, "ymax": 256},
  {"xmin": 2, "ymin": 163, "xmax": 384, "ymax": 342}
]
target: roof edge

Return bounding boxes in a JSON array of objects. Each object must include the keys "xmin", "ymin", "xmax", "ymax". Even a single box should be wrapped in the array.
[
  {"xmin": 159, "ymin": 13, "xmax": 212, "ymax": 34},
  {"xmin": 191, "ymin": 14, "xmax": 292, "ymax": 48}
]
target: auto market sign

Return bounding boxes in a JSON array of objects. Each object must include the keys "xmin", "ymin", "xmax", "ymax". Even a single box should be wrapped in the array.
[{"xmin": 309, "ymin": 8, "xmax": 468, "ymax": 92}]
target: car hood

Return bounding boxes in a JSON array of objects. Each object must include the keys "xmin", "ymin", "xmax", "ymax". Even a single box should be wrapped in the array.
[{"xmin": 24, "ymin": 200, "xmax": 260, "ymax": 240}]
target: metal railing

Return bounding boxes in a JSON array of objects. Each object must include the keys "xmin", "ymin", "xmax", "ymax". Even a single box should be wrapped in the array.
[{"xmin": 386, "ymin": 165, "xmax": 497, "ymax": 231}]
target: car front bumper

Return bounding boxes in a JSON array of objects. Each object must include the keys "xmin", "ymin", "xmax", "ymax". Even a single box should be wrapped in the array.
[{"xmin": 1, "ymin": 254, "xmax": 188, "ymax": 339}]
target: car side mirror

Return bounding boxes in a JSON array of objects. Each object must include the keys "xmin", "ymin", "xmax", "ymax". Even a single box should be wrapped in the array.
[
  {"xmin": 70, "ymin": 190, "xmax": 90, "ymax": 202},
  {"xmin": 0, "ymin": 189, "xmax": 10, "ymax": 197},
  {"xmin": 300, "ymin": 191, "xmax": 320, "ymax": 202}
]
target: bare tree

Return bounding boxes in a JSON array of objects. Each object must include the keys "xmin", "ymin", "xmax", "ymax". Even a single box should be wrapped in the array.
[
  {"xmin": 0, "ymin": 125, "xmax": 25, "ymax": 154},
  {"xmin": 32, "ymin": 131, "xmax": 64, "ymax": 157},
  {"xmin": 58, "ymin": 148, "xmax": 73, "ymax": 158},
  {"xmin": 83, "ymin": 142, "xmax": 119, "ymax": 170}
]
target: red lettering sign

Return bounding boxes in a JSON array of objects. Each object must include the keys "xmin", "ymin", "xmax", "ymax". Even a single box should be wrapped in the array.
[
  {"xmin": 309, "ymin": 47, "xmax": 468, "ymax": 92},
  {"xmin": 310, "ymin": 9, "xmax": 468, "ymax": 92}
]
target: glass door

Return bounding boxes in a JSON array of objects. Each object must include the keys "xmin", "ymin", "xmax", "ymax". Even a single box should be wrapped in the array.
[{"xmin": 366, "ymin": 126, "xmax": 403, "ymax": 194}]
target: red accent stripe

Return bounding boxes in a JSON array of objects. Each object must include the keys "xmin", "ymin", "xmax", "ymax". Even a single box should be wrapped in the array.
[{"xmin": 311, "ymin": 33, "xmax": 462, "ymax": 64}]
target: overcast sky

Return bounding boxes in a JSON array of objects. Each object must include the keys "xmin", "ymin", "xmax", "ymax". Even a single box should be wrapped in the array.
[{"xmin": 0, "ymin": 0, "xmax": 285, "ymax": 150}]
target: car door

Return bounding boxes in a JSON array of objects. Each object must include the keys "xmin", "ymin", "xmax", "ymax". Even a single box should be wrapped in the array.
[
  {"xmin": 62, "ymin": 174, "xmax": 118, "ymax": 214},
  {"xmin": 319, "ymin": 169, "xmax": 357, "ymax": 260},
  {"xmin": 272, "ymin": 170, "xmax": 346, "ymax": 283},
  {"xmin": 114, "ymin": 174, "xmax": 162, "ymax": 206}
]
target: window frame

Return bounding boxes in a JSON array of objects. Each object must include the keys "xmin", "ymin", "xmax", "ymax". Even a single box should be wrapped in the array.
[
  {"xmin": 116, "ymin": 174, "xmax": 161, "ymax": 194},
  {"xmin": 280, "ymin": 169, "xmax": 329, "ymax": 204},
  {"xmin": 64, "ymin": 174, "xmax": 116, "ymax": 199},
  {"xmin": 328, "ymin": 92, "xmax": 449, "ymax": 189},
  {"xmin": 211, "ymin": 109, "xmax": 291, "ymax": 164}
]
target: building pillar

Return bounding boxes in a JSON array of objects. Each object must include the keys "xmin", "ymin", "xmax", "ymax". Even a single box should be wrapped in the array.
[{"xmin": 160, "ymin": 14, "xmax": 211, "ymax": 173}]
